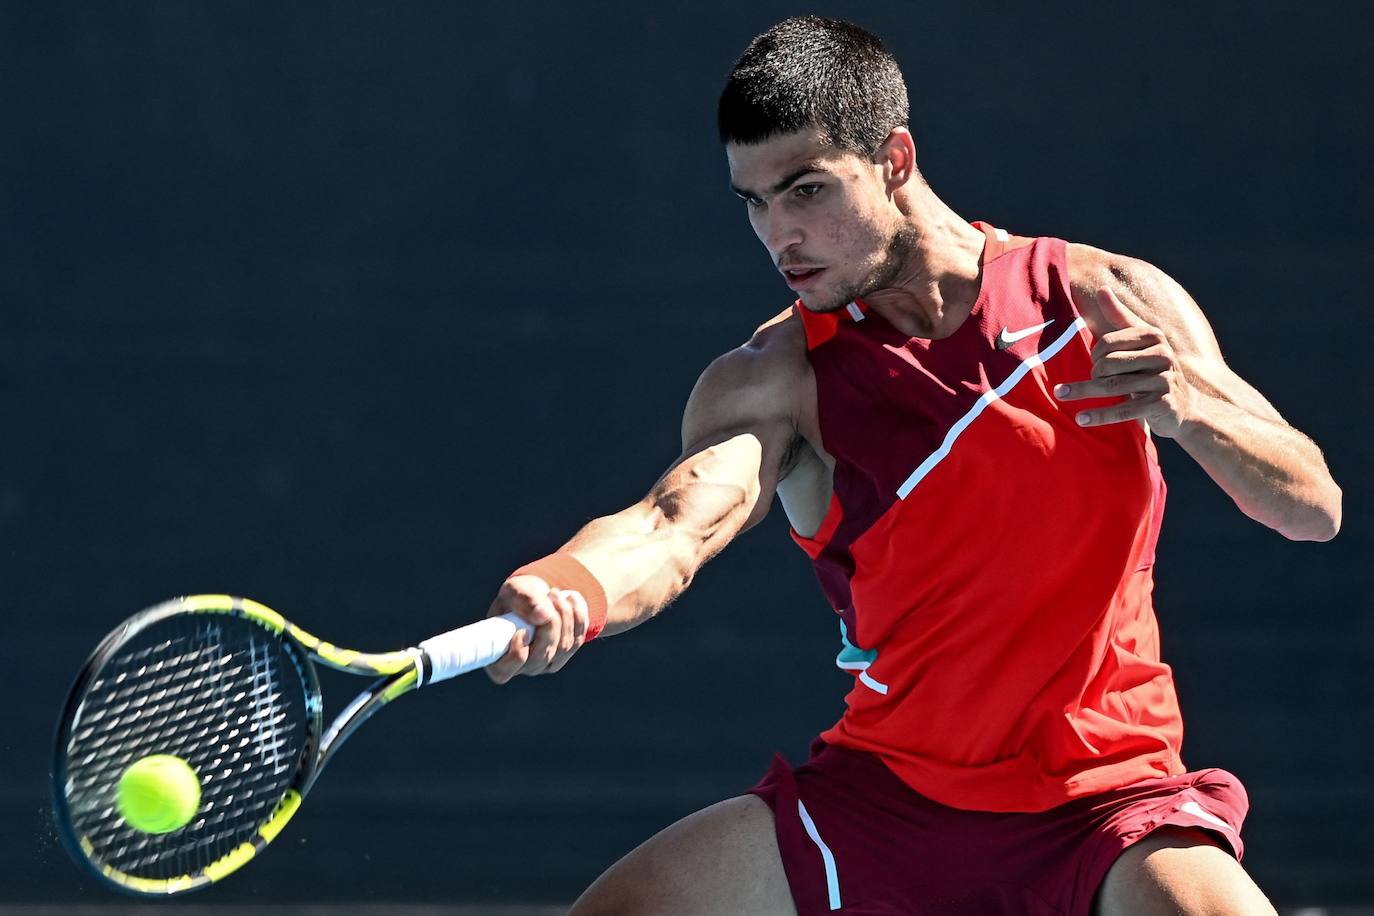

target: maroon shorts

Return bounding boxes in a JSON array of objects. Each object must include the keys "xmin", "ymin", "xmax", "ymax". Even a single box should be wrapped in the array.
[{"xmin": 748, "ymin": 741, "xmax": 1249, "ymax": 916}]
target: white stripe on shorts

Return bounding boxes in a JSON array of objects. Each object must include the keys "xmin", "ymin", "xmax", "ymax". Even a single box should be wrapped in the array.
[
  {"xmin": 797, "ymin": 799, "xmax": 842, "ymax": 910},
  {"xmin": 1180, "ymin": 800, "xmax": 1235, "ymax": 834}
]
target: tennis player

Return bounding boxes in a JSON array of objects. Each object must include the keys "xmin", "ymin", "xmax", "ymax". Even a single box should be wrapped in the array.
[{"xmin": 485, "ymin": 17, "xmax": 1341, "ymax": 915}]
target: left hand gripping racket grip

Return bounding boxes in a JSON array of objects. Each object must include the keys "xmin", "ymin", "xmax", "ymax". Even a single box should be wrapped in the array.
[{"xmin": 417, "ymin": 612, "xmax": 536, "ymax": 684}]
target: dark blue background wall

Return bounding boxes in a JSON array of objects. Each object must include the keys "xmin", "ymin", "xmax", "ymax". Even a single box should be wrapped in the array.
[{"xmin": 3, "ymin": 1, "xmax": 1369, "ymax": 906}]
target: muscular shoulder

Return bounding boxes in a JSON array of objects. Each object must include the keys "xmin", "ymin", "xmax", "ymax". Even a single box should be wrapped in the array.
[
  {"xmin": 698, "ymin": 305, "xmax": 808, "ymax": 401},
  {"xmin": 1066, "ymin": 242, "xmax": 1223, "ymax": 358},
  {"xmin": 682, "ymin": 305, "xmax": 808, "ymax": 451}
]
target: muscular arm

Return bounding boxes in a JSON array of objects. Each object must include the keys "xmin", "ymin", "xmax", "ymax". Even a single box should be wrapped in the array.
[
  {"xmin": 1062, "ymin": 245, "xmax": 1342, "ymax": 542},
  {"xmin": 485, "ymin": 320, "xmax": 804, "ymax": 679}
]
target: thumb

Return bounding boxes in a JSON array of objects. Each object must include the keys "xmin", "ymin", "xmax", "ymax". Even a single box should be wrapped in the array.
[
  {"xmin": 1095, "ymin": 286, "xmax": 1147, "ymax": 332},
  {"xmin": 498, "ymin": 577, "xmax": 557, "ymax": 626}
]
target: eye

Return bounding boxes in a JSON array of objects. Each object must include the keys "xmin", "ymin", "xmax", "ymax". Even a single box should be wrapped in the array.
[
  {"xmin": 795, "ymin": 184, "xmax": 822, "ymax": 199},
  {"xmin": 743, "ymin": 195, "xmax": 764, "ymax": 209}
]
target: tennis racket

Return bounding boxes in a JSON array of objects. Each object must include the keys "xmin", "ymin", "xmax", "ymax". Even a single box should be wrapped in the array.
[{"xmin": 51, "ymin": 593, "xmax": 534, "ymax": 896}]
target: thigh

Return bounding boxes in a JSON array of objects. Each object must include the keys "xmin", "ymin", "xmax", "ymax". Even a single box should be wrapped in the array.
[
  {"xmin": 1093, "ymin": 827, "xmax": 1277, "ymax": 916},
  {"xmin": 569, "ymin": 794, "xmax": 797, "ymax": 916}
]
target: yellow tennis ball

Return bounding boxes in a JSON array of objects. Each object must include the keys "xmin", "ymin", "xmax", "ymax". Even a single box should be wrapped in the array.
[{"xmin": 116, "ymin": 754, "xmax": 201, "ymax": 834}]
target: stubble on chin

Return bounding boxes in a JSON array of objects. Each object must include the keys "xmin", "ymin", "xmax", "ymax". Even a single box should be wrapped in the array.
[
  {"xmin": 797, "ymin": 288, "xmax": 853, "ymax": 314},
  {"xmin": 807, "ymin": 223, "xmax": 918, "ymax": 314}
]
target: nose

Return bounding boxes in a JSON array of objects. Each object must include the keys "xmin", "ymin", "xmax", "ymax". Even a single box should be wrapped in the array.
[{"xmin": 756, "ymin": 210, "xmax": 803, "ymax": 259}]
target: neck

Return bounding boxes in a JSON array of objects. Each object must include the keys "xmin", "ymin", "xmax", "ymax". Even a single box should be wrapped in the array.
[{"xmin": 862, "ymin": 182, "xmax": 986, "ymax": 339}]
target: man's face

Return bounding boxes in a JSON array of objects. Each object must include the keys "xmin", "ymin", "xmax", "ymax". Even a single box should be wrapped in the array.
[{"xmin": 726, "ymin": 128, "xmax": 912, "ymax": 314}]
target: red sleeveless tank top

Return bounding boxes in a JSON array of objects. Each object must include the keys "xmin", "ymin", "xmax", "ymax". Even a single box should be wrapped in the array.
[{"xmin": 792, "ymin": 223, "xmax": 1184, "ymax": 812}]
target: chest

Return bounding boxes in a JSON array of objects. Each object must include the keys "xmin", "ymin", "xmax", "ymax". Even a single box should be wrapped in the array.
[{"xmin": 815, "ymin": 304, "xmax": 1093, "ymax": 487}]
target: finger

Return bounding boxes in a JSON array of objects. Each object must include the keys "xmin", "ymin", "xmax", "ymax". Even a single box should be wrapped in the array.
[
  {"xmin": 1095, "ymin": 286, "xmax": 1149, "ymax": 332},
  {"xmin": 1090, "ymin": 348, "xmax": 1172, "ymax": 379},
  {"xmin": 548, "ymin": 589, "xmax": 576, "ymax": 655},
  {"xmin": 546, "ymin": 639, "xmax": 580, "ymax": 674},
  {"xmin": 1074, "ymin": 392, "xmax": 1164, "ymax": 427},
  {"xmin": 544, "ymin": 590, "xmax": 590, "ymax": 675},
  {"xmin": 1089, "ymin": 328, "xmax": 1165, "ymax": 363},
  {"xmin": 1056, "ymin": 373, "xmax": 1168, "ymax": 401},
  {"xmin": 565, "ymin": 590, "xmax": 589, "ymax": 644},
  {"xmin": 485, "ymin": 628, "xmax": 531, "ymax": 685},
  {"xmin": 522, "ymin": 593, "xmax": 561, "ymax": 675},
  {"xmin": 484, "ymin": 576, "xmax": 561, "ymax": 680},
  {"xmin": 500, "ymin": 576, "xmax": 557, "ymax": 627}
]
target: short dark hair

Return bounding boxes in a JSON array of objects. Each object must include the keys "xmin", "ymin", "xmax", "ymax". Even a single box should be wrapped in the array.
[{"xmin": 718, "ymin": 16, "xmax": 909, "ymax": 157}]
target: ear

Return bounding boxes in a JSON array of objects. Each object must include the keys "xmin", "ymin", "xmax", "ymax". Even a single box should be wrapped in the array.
[{"xmin": 876, "ymin": 128, "xmax": 917, "ymax": 194}]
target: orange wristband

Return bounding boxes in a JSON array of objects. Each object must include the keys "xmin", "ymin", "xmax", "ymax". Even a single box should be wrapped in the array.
[{"xmin": 510, "ymin": 552, "xmax": 609, "ymax": 641}]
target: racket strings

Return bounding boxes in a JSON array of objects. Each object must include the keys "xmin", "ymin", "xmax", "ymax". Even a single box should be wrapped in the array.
[{"xmin": 63, "ymin": 615, "xmax": 309, "ymax": 880}]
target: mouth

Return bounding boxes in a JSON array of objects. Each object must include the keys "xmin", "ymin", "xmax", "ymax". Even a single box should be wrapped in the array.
[{"xmin": 781, "ymin": 266, "xmax": 826, "ymax": 290}]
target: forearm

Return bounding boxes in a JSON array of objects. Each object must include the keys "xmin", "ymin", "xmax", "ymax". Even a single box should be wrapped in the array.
[
  {"xmin": 557, "ymin": 507, "xmax": 700, "ymax": 636},
  {"xmin": 1175, "ymin": 393, "xmax": 1341, "ymax": 541},
  {"xmin": 1064, "ymin": 249, "xmax": 1342, "ymax": 544},
  {"xmin": 484, "ymin": 346, "xmax": 791, "ymax": 683},
  {"xmin": 561, "ymin": 437, "xmax": 763, "ymax": 636}
]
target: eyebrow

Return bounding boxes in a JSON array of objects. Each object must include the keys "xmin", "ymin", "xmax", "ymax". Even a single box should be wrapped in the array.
[{"xmin": 730, "ymin": 162, "xmax": 831, "ymax": 199}]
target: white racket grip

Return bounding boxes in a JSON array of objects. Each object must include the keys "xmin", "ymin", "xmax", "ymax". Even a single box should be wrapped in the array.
[{"xmin": 418, "ymin": 612, "xmax": 536, "ymax": 684}]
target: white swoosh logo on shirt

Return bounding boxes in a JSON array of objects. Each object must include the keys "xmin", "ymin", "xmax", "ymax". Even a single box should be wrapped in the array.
[{"xmin": 995, "ymin": 319, "xmax": 1052, "ymax": 350}]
